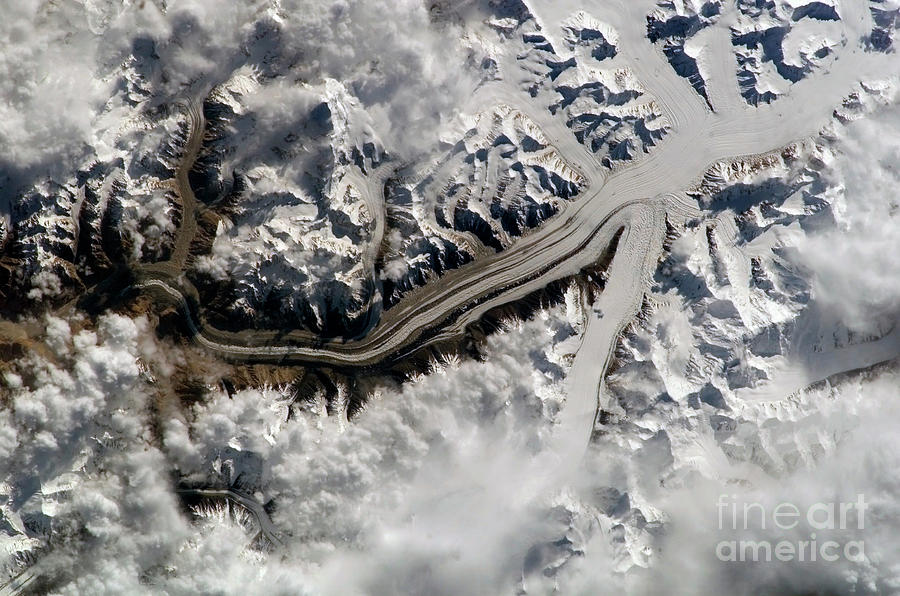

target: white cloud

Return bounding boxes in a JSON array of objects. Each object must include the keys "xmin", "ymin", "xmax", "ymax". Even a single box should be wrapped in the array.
[
  {"xmin": 156, "ymin": 302, "xmax": 577, "ymax": 595},
  {"xmin": 0, "ymin": 0, "xmax": 120, "ymax": 188},
  {"xmin": 798, "ymin": 98, "xmax": 900, "ymax": 333},
  {"xmin": 626, "ymin": 370, "xmax": 900, "ymax": 596},
  {"xmin": 0, "ymin": 301, "xmax": 580, "ymax": 593},
  {"xmin": 3, "ymin": 287, "xmax": 900, "ymax": 595},
  {"xmin": 3, "ymin": 4, "xmax": 900, "ymax": 593},
  {"xmin": 0, "ymin": 0, "xmax": 474, "ymax": 202}
]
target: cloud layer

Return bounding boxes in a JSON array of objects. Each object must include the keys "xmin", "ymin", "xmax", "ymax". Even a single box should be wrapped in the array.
[
  {"xmin": 799, "ymin": 100, "xmax": 900, "ymax": 332},
  {"xmin": 0, "ymin": 0, "xmax": 474, "ymax": 202},
  {"xmin": 1, "ymin": 2, "xmax": 899, "ymax": 594}
]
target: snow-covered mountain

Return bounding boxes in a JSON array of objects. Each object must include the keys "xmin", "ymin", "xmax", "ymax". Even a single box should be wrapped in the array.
[{"xmin": 0, "ymin": 0, "xmax": 899, "ymax": 594}]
